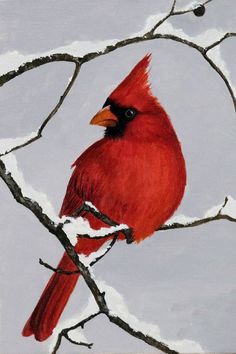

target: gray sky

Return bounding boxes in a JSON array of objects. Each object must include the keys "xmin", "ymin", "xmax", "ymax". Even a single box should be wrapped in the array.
[{"xmin": 0, "ymin": 0, "xmax": 236, "ymax": 353}]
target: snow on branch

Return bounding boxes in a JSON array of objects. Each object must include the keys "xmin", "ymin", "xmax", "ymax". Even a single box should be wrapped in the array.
[
  {"xmin": 0, "ymin": 0, "xmax": 235, "ymax": 353},
  {"xmin": 0, "ymin": 0, "xmax": 235, "ymax": 124},
  {"xmin": 0, "ymin": 155, "xmax": 178, "ymax": 354},
  {"xmin": 161, "ymin": 196, "xmax": 236, "ymax": 231},
  {"xmin": 0, "ymin": 1, "xmax": 235, "ymax": 160},
  {"xmin": 0, "ymin": 151, "xmax": 236, "ymax": 353},
  {"xmin": 51, "ymin": 281, "xmax": 204, "ymax": 354}
]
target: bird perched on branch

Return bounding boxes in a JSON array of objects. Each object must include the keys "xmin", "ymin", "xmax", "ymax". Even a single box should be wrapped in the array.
[{"xmin": 22, "ymin": 54, "xmax": 186, "ymax": 341}]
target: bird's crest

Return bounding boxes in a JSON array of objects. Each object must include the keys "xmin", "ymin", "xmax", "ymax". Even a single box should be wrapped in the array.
[{"xmin": 109, "ymin": 54, "xmax": 157, "ymax": 110}]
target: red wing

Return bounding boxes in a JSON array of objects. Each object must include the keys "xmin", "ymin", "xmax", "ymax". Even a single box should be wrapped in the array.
[{"xmin": 59, "ymin": 169, "xmax": 84, "ymax": 218}]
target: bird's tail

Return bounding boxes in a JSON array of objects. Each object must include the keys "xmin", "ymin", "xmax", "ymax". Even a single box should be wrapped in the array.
[{"xmin": 22, "ymin": 238, "xmax": 107, "ymax": 342}]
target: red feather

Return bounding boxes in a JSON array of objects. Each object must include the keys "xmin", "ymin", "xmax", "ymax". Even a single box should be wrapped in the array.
[{"xmin": 22, "ymin": 54, "xmax": 186, "ymax": 341}]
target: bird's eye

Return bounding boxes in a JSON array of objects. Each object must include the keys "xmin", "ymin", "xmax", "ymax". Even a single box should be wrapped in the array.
[{"xmin": 124, "ymin": 108, "xmax": 136, "ymax": 120}]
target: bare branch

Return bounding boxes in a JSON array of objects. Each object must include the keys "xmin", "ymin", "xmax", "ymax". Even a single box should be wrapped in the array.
[
  {"xmin": 160, "ymin": 197, "xmax": 235, "ymax": 231},
  {"xmin": 174, "ymin": 0, "xmax": 213, "ymax": 15},
  {"xmin": 205, "ymin": 32, "xmax": 236, "ymax": 52},
  {"xmin": 52, "ymin": 312, "xmax": 100, "ymax": 354},
  {"xmin": 0, "ymin": 0, "xmax": 233, "ymax": 122},
  {"xmin": 202, "ymin": 52, "xmax": 236, "ymax": 111},
  {"xmin": 146, "ymin": 0, "xmax": 177, "ymax": 36},
  {"xmin": 0, "ymin": 158, "xmax": 177, "ymax": 354},
  {"xmin": 39, "ymin": 258, "xmax": 79, "ymax": 275},
  {"xmin": 90, "ymin": 234, "xmax": 118, "ymax": 266},
  {"xmin": 0, "ymin": 63, "xmax": 81, "ymax": 157},
  {"xmin": 39, "ymin": 234, "xmax": 118, "ymax": 273},
  {"xmin": 0, "ymin": 1, "xmax": 235, "ymax": 353}
]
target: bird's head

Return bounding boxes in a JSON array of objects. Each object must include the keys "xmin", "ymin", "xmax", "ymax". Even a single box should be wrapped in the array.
[{"xmin": 90, "ymin": 54, "xmax": 175, "ymax": 140}]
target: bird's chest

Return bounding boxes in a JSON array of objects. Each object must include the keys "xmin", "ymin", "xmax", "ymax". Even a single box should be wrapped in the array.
[{"xmin": 79, "ymin": 139, "xmax": 185, "ymax": 239}]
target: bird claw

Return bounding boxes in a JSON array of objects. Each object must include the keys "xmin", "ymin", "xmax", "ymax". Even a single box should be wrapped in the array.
[{"xmin": 123, "ymin": 229, "xmax": 134, "ymax": 244}]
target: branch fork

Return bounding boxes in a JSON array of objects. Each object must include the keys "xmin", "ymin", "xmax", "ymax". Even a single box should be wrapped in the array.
[{"xmin": 0, "ymin": 0, "xmax": 235, "ymax": 353}]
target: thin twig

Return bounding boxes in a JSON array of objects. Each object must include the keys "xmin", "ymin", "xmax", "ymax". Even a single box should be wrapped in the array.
[
  {"xmin": 39, "ymin": 234, "xmax": 118, "ymax": 273},
  {"xmin": 0, "ymin": 157, "xmax": 178, "ymax": 354},
  {"xmin": 174, "ymin": 0, "xmax": 213, "ymax": 15},
  {"xmin": 0, "ymin": 1, "xmax": 235, "ymax": 353},
  {"xmin": 205, "ymin": 32, "xmax": 236, "ymax": 52},
  {"xmin": 70, "ymin": 202, "xmax": 134, "ymax": 243},
  {"xmin": 0, "ymin": 63, "xmax": 81, "ymax": 157},
  {"xmin": 0, "ymin": 0, "xmax": 233, "ymax": 120},
  {"xmin": 90, "ymin": 234, "xmax": 118, "ymax": 266},
  {"xmin": 39, "ymin": 258, "xmax": 79, "ymax": 275},
  {"xmin": 52, "ymin": 312, "xmax": 100, "ymax": 354}
]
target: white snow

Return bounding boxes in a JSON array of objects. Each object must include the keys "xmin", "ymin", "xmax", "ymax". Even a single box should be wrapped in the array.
[
  {"xmin": 207, "ymin": 46, "xmax": 236, "ymax": 95},
  {"xmin": 132, "ymin": 13, "xmax": 165, "ymax": 37},
  {"xmin": 85, "ymin": 200, "xmax": 99, "ymax": 211},
  {"xmin": 177, "ymin": 1, "xmax": 204, "ymax": 12},
  {"xmin": 166, "ymin": 214, "xmax": 199, "ymax": 225},
  {"xmin": 62, "ymin": 215, "xmax": 128, "ymax": 246},
  {"xmin": 79, "ymin": 241, "xmax": 114, "ymax": 266},
  {"xmin": 0, "ymin": 132, "xmax": 37, "ymax": 155},
  {"xmin": 1, "ymin": 154, "xmax": 129, "ymax": 246},
  {"xmin": 97, "ymin": 280, "xmax": 204, "ymax": 353},
  {"xmin": 48, "ymin": 279, "xmax": 204, "ymax": 353},
  {"xmin": 205, "ymin": 195, "xmax": 236, "ymax": 219},
  {"xmin": 1, "ymin": 153, "xmax": 59, "ymax": 222},
  {"xmin": 0, "ymin": 39, "xmax": 118, "ymax": 76},
  {"xmin": 48, "ymin": 296, "xmax": 99, "ymax": 353}
]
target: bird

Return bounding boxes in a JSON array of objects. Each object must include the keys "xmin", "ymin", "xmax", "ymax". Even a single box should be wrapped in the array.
[{"xmin": 22, "ymin": 54, "xmax": 186, "ymax": 341}]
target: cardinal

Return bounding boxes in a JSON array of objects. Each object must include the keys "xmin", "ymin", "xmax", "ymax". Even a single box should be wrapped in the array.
[{"xmin": 22, "ymin": 54, "xmax": 186, "ymax": 341}]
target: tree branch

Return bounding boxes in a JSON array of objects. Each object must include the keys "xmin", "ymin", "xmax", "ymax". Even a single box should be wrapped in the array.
[
  {"xmin": 0, "ymin": 63, "xmax": 81, "ymax": 157},
  {"xmin": 52, "ymin": 312, "xmax": 100, "ymax": 354},
  {"xmin": 205, "ymin": 32, "xmax": 236, "ymax": 52},
  {"xmin": 0, "ymin": 0, "xmax": 234, "ymax": 121},
  {"xmin": 0, "ymin": 158, "xmax": 177, "ymax": 354},
  {"xmin": 68, "ymin": 201, "xmax": 133, "ymax": 243},
  {"xmin": 0, "ymin": 1, "xmax": 235, "ymax": 353},
  {"xmin": 39, "ymin": 233, "xmax": 118, "ymax": 274}
]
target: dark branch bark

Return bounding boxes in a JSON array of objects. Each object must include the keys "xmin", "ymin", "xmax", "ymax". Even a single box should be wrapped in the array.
[
  {"xmin": 70, "ymin": 202, "xmax": 133, "ymax": 243},
  {"xmin": 0, "ymin": 157, "xmax": 175, "ymax": 354},
  {"xmin": 0, "ymin": 63, "xmax": 81, "ymax": 157},
  {"xmin": 0, "ymin": 0, "xmax": 235, "ymax": 353},
  {"xmin": 52, "ymin": 312, "xmax": 101, "ymax": 354}
]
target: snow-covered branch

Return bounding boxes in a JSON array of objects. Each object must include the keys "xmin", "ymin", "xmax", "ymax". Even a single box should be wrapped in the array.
[
  {"xmin": 161, "ymin": 196, "xmax": 236, "ymax": 231},
  {"xmin": 51, "ymin": 312, "xmax": 100, "ymax": 354},
  {"xmin": 0, "ymin": 152, "xmax": 236, "ymax": 353},
  {"xmin": 0, "ymin": 0, "xmax": 235, "ymax": 145},
  {"xmin": 0, "ymin": 156, "xmax": 177, "ymax": 354},
  {"xmin": 0, "ymin": 1, "xmax": 235, "ymax": 353}
]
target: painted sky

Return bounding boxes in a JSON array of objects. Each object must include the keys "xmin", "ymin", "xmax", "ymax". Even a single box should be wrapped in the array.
[{"xmin": 0, "ymin": 0, "xmax": 235, "ymax": 353}]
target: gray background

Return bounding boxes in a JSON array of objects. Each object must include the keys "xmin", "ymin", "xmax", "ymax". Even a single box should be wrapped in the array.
[{"xmin": 0, "ymin": 0, "xmax": 236, "ymax": 353}]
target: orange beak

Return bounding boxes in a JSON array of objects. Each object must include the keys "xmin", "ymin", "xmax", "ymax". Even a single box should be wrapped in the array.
[{"xmin": 90, "ymin": 105, "xmax": 118, "ymax": 127}]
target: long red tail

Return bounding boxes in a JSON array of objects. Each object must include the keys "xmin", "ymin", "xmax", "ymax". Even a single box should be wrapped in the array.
[{"xmin": 22, "ymin": 238, "xmax": 107, "ymax": 341}]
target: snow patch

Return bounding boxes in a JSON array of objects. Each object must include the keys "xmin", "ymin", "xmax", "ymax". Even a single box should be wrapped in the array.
[
  {"xmin": 205, "ymin": 195, "xmax": 236, "ymax": 219},
  {"xmin": 208, "ymin": 46, "xmax": 236, "ymax": 95},
  {"xmin": 0, "ymin": 39, "xmax": 118, "ymax": 75},
  {"xmin": 1, "ymin": 154, "xmax": 128, "ymax": 245},
  {"xmin": 166, "ymin": 214, "xmax": 199, "ymax": 225},
  {"xmin": 132, "ymin": 13, "xmax": 165, "ymax": 37},
  {"xmin": 1, "ymin": 154, "xmax": 58, "ymax": 222},
  {"xmin": 0, "ymin": 132, "xmax": 37, "ymax": 155},
  {"xmin": 97, "ymin": 280, "xmax": 204, "ymax": 353},
  {"xmin": 62, "ymin": 215, "xmax": 128, "ymax": 245},
  {"xmin": 48, "ymin": 297, "xmax": 98, "ymax": 353}
]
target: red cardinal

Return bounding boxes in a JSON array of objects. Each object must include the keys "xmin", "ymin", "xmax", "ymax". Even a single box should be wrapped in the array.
[{"xmin": 22, "ymin": 54, "xmax": 186, "ymax": 341}]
